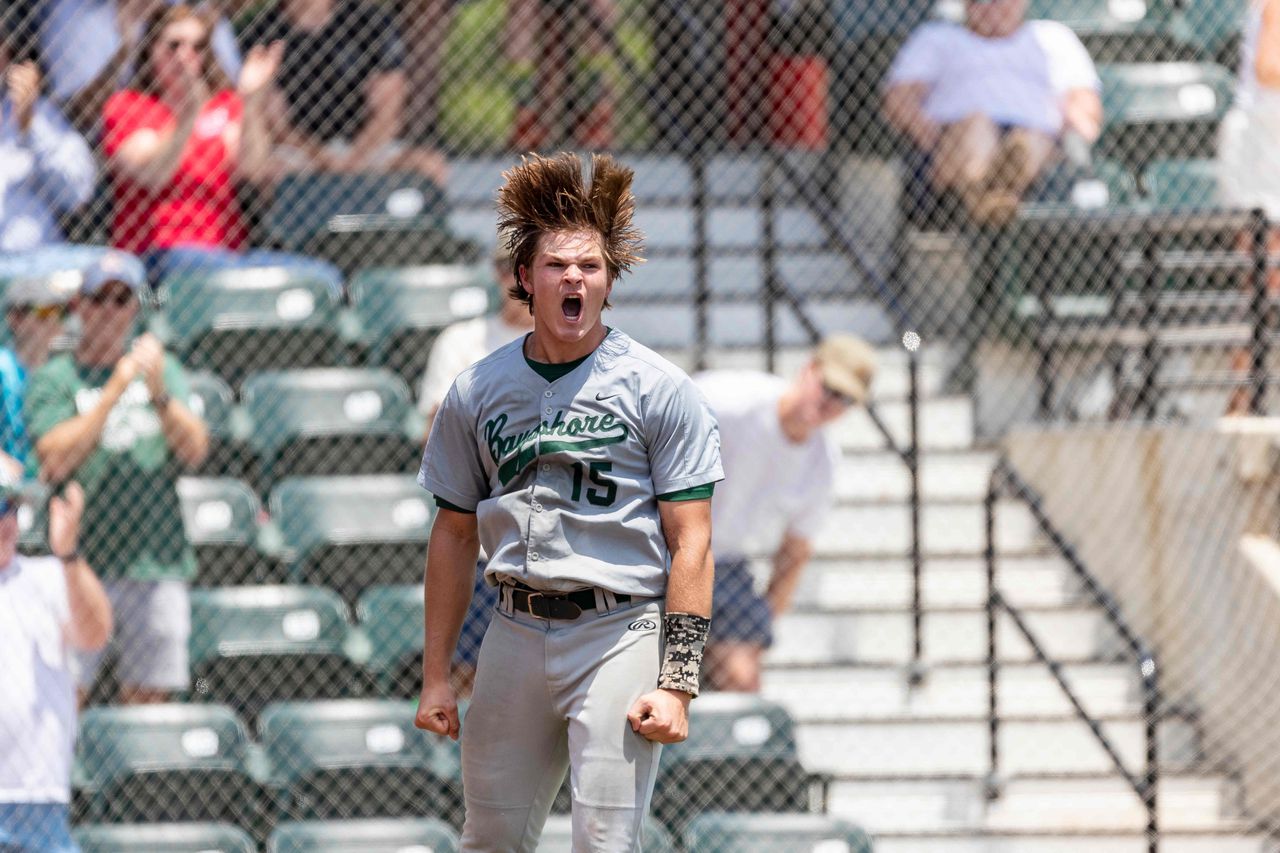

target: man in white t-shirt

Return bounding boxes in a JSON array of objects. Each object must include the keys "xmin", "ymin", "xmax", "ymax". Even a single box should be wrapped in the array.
[
  {"xmin": 0, "ymin": 478, "xmax": 111, "ymax": 853},
  {"xmin": 882, "ymin": 0, "xmax": 1103, "ymax": 225},
  {"xmin": 416, "ymin": 243, "xmax": 534, "ymax": 695},
  {"xmin": 695, "ymin": 335, "xmax": 875, "ymax": 692}
]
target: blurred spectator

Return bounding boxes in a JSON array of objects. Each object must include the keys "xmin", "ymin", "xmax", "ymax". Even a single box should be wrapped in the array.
[
  {"xmin": 0, "ymin": 478, "xmax": 112, "ymax": 852},
  {"xmin": 416, "ymin": 243, "xmax": 533, "ymax": 697},
  {"xmin": 696, "ymin": 336, "xmax": 875, "ymax": 692},
  {"xmin": 36, "ymin": 0, "xmax": 242, "ymax": 136},
  {"xmin": 505, "ymin": 0, "xmax": 617, "ymax": 150},
  {"xmin": 397, "ymin": 0, "xmax": 452, "ymax": 148},
  {"xmin": 1221, "ymin": 0, "xmax": 1280, "ymax": 413},
  {"xmin": 0, "ymin": 275, "xmax": 74, "ymax": 476},
  {"xmin": 240, "ymin": 0, "xmax": 446, "ymax": 181},
  {"xmin": 26, "ymin": 251, "xmax": 208, "ymax": 705},
  {"xmin": 882, "ymin": 0, "xmax": 1102, "ymax": 226},
  {"xmin": 102, "ymin": 5, "xmax": 279, "ymax": 264},
  {"xmin": 0, "ymin": 26, "xmax": 95, "ymax": 252}
]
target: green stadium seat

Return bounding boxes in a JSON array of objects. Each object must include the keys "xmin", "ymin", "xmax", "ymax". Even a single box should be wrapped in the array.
[
  {"xmin": 1097, "ymin": 62, "xmax": 1235, "ymax": 171},
  {"xmin": 260, "ymin": 701, "xmax": 462, "ymax": 824},
  {"xmin": 348, "ymin": 265, "xmax": 490, "ymax": 386},
  {"xmin": 185, "ymin": 371, "xmax": 243, "ymax": 477},
  {"xmin": 1142, "ymin": 157, "xmax": 1221, "ymax": 209},
  {"xmin": 683, "ymin": 813, "xmax": 873, "ymax": 853},
  {"xmin": 1179, "ymin": 0, "xmax": 1246, "ymax": 64},
  {"xmin": 241, "ymin": 369, "xmax": 419, "ymax": 490},
  {"xmin": 268, "ymin": 818, "xmax": 460, "ymax": 853},
  {"xmin": 75, "ymin": 705, "xmax": 262, "ymax": 826},
  {"xmin": 270, "ymin": 476, "xmax": 432, "ymax": 606},
  {"xmin": 1028, "ymin": 0, "xmax": 1193, "ymax": 61},
  {"xmin": 535, "ymin": 814, "xmax": 674, "ymax": 852},
  {"xmin": 189, "ymin": 586, "xmax": 375, "ymax": 727},
  {"xmin": 356, "ymin": 585, "xmax": 424, "ymax": 698},
  {"xmin": 651, "ymin": 694, "xmax": 819, "ymax": 837},
  {"xmin": 74, "ymin": 823, "xmax": 257, "ymax": 853},
  {"xmin": 160, "ymin": 265, "xmax": 346, "ymax": 389},
  {"xmin": 178, "ymin": 477, "xmax": 282, "ymax": 586},
  {"xmin": 266, "ymin": 173, "xmax": 473, "ymax": 273}
]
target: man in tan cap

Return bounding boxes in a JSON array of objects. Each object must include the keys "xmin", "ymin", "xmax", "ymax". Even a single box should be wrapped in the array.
[{"xmin": 694, "ymin": 334, "xmax": 876, "ymax": 691}]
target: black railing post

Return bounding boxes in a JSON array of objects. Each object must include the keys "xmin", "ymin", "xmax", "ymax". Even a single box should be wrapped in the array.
[
  {"xmin": 984, "ymin": 465, "xmax": 1001, "ymax": 800},
  {"xmin": 1141, "ymin": 650, "xmax": 1160, "ymax": 853},
  {"xmin": 762, "ymin": 151, "xmax": 779, "ymax": 373},
  {"xmin": 692, "ymin": 153, "xmax": 710, "ymax": 372},
  {"xmin": 1137, "ymin": 233, "xmax": 1162, "ymax": 420},
  {"xmin": 1249, "ymin": 208, "xmax": 1269, "ymax": 416},
  {"xmin": 907, "ymin": 339, "xmax": 924, "ymax": 685}
]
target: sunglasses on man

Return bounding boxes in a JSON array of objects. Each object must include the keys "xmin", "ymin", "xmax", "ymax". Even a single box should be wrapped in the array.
[{"xmin": 11, "ymin": 304, "xmax": 67, "ymax": 321}]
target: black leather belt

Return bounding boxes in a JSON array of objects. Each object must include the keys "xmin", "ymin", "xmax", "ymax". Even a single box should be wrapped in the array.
[{"xmin": 508, "ymin": 583, "xmax": 631, "ymax": 620}]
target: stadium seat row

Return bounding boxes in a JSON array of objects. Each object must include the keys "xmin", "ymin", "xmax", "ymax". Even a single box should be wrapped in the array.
[
  {"xmin": 71, "ymin": 695, "xmax": 839, "ymax": 847},
  {"xmin": 73, "ymin": 812, "xmax": 871, "ymax": 853}
]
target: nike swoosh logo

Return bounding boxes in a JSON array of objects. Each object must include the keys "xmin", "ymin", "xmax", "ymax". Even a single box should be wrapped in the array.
[{"xmin": 595, "ymin": 391, "xmax": 620, "ymax": 401}]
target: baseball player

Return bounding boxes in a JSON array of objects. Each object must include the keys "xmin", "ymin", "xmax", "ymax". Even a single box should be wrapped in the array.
[
  {"xmin": 696, "ymin": 336, "xmax": 876, "ymax": 692},
  {"xmin": 414, "ymin": 152, "xmax": 723, "ymax": 852}
]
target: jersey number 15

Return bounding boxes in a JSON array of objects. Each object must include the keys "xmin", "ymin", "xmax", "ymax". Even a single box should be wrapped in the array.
[{"xmin": 570, "ymin": 460, "xmax": 617, "ymax": 507}]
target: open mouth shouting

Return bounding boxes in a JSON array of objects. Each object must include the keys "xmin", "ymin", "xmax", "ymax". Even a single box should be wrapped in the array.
[{"xmin": 562, "ymin": 294, "xmax": 584, "ymax": 323}]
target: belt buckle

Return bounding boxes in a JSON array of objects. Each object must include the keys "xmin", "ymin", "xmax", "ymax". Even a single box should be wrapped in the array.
[{"xmin": 526, "ymin": 591, "xmax": 583, "ymax": 620}]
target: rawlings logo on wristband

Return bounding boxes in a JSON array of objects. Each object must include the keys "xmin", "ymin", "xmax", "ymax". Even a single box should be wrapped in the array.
[{"xmin": 658, "ymin": 612, "xmax": 711, "ymax": 697}]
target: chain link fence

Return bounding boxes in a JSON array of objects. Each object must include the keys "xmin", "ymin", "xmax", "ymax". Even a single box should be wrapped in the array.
[{"xmin": 0, "ymin": 0, "xmax": 1277, "ymax": 850}]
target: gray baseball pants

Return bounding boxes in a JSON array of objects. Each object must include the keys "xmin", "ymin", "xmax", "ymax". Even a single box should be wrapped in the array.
[{"xmin": 459, "ymin": 588, "xmax": 664, "ymax": 852}]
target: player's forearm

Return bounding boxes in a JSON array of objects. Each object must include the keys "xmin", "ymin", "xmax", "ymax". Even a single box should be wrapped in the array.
[
  {"xmin": 665, "ymin": 547, "xmax": 713, "ymax": 617},
  {"xmin": 421, "ymin": 523, "xmax": 479, "ymax": 684},
  {"xmin": 765, "ymin": 535, "xmax": 813, "ymax": 617}
]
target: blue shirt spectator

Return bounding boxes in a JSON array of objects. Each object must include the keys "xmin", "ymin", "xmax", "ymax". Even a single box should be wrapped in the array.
[{"xmin": 0, "ymin": 33, "xmax": 95, "ymax": 251}]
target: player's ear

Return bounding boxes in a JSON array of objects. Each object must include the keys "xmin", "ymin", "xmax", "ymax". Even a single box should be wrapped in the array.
[{"xmin": 518, "ymin": 265, "xmax": 533, "ymax": 295}]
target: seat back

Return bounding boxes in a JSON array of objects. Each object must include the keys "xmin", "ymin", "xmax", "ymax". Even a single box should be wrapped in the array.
[
  {"xmin": 260, "ymin": 700, "xmax": 462, "ymax": 822},
  {"xmin": 348, "ymin": 265, "xmax": 490, "ymax": 384},
  {"xmin": 178, "ymin": 477, "xmax": 277, "ymax": 586},
  {"xmin": 356, "ymin": 585, "xmax": 425, "ymax": 697},
  {"xmin": 161, "ymin": 266, "xmax": 343, "ymax": 388},
  {"xmin": 188, "ymin": 586, "xmax": 371, "ymax": 724},
  {"xmin": 683, "ymin": 813, "xmax": 873, "ymax": 853},
  {"xmin": 76, "ymin": 704, "xmax": 256, "ymax": 824},
  {"xmin": 1097, "ymin": 62, "xmax": 1234, "ymax": 170},
  {"xmin": 242, "ymin": 369, "xmax": 417, "ymax": 488},
  {"xmin": 74, "ymin": 822, "xmax": 257, "ymax": 853},
  {"xmin": 268, "ymin": 818, "xmax": 460, "ymax": 853},
  {"xmin": 270, "ymin": 476, "xmax": 433, "ymax": 604},
  {"xmin": 1142, "ymin": 157, "xmax": 1221, "ymax": 209}
]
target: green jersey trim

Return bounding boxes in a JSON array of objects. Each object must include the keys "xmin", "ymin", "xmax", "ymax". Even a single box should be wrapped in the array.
[
  {"xmin": 525, "ymin": 352, "xmax": 590, "ymax": 382},
  {"xmin": 657, "ymin": 482, "xmax": 716, "ymax": 502},
  {"xmin": 434, "ymin": 496, "xmax": 475, "ymax": 514}
]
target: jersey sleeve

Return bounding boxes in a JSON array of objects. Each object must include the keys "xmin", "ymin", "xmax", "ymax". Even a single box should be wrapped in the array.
[
  {"xmin": 417, "ymin": 381, "xmax": 489, "ymax": 511},
  {"xmin": 102, "ymin": 90, "xmax": 149, "ymax": 158},
  {"xmin": 645, "ymin": 373, "xmax": 723, "ymax": 495}
]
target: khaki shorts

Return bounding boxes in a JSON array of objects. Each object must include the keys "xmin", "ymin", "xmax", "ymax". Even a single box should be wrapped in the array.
[{"xmin": 74, "ymin": 579, "xmax": 191, "ymax": 692}]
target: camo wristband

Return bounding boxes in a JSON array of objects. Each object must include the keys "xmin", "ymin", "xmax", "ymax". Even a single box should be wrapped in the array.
[{"xmin": 658, "ymin": 612, "xmax": 711, "ymax": 697}]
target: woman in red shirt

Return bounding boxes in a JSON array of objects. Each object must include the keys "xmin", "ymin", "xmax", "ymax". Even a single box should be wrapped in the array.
[{"xmin": 103, "ymin": 5, "xmax": 280, "ymax": 258}]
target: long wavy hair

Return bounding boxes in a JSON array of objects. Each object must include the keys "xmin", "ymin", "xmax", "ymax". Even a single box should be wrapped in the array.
[
  {"xmin": 496, "ymin": 152, "xmax": 645, "ymax": 308},
  {"xmin": 130, "ymin": 4, "xmax": 230, "ymax": 98}
]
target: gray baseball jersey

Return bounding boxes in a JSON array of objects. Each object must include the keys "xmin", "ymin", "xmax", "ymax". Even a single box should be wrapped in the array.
[{"xmin": 418, "ymin": 327, "xmax": 723, "ymax": 598}]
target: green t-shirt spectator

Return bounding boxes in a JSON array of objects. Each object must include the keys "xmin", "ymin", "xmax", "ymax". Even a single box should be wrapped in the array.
[{"xmin": 24, "ymin": 352, "xmax": 198, "ymax": 582}]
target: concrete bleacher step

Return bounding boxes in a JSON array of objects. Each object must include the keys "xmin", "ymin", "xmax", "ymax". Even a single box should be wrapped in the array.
[
  {"xmin": 872, "ymin": 832, "xmax": 1272, "ymax": 853},
  {"xmin": 796, "ymin": 715, "xmax": 1199, "ymax": 777},
  {"xmin": 763, "ymin": 662, "xmax": 1147, "ymax": 721},
  {"xmin": 604, "ymin": 299, "xmax": 895, "ymax": 351},
  {"xmin": 834, "ymin": 395, "xmax": 976, "ymax": 451},
  {"xmin": 814, "ymin": 499, "xmax": 1040, "ymax": 556},
  {"xmin": 835, "ymin": 449, "xmax": 996, "ymax": 502},
  {"xmin": 769, "ymin": 606, "xmax": 1122, "ymax": 667},
  {"xmin": 829, "ymin": 773, "xmax": 1244, "ymax": 835},
  {"xmin": 653, "ymin": 344, "xmax": 950, "ymax": 402},
  {"xmin": 791, "ymin": 554, "xmax": 1077, "ymax": 610}
]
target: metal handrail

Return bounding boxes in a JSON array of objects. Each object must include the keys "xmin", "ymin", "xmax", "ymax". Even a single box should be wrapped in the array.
[
  {"xmin": 692, "ymin": 148, "xmax": 929, "ymax": 680},
  {"xmin": 984, "ymin": 457, "xmax": 1160, "ymax": 853}
]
